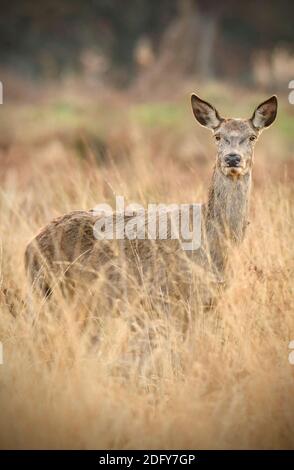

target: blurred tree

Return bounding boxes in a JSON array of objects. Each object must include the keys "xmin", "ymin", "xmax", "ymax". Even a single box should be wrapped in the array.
[{"xmin": 0, "ymin": 0, "xmax": 293, "ymax": 85}]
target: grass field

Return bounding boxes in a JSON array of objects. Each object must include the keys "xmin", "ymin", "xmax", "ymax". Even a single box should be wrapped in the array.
[{"xmin": 0, "ymin": 82, "xmax": 293, "ymax": 449}]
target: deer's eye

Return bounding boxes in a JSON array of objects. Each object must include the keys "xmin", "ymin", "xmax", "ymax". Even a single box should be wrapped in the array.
[
  {"xmin": 215, "ymin": 135, "xmax": 221, "ymax": 141},
  {"xmin": 249, "ymin": 135, "xmax": 257, "ymax": 141}
]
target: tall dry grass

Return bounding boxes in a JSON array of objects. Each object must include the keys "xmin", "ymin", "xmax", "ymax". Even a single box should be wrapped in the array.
[{"xmin": 0, "ymin": 90, "xmax": 293, "ymax": 449}]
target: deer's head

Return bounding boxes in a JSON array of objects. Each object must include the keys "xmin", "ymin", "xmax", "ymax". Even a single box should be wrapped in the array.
[{"xmin": 191, "ymin": 94, "xmax": 278, "ymax": 178}]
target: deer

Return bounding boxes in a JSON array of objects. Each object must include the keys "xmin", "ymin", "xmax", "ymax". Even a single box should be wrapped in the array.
[{"xmin": 24, "ymin": 94, "xmax": 278, "ymax": 307}]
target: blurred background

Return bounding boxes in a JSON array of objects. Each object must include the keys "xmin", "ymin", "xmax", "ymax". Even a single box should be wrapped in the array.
[
  {"xmin": 1, "ymin": 0, "xmax": 294, "ymax": 88},
  {"xmin": 0, "ymin": 0, "xmax": 293, "ymax": 192}
]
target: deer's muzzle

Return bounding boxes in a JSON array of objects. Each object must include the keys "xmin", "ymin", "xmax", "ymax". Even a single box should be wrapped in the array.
[{"xmin": 224, "ymin": 153, "xmax": 241, "ymax": 168}]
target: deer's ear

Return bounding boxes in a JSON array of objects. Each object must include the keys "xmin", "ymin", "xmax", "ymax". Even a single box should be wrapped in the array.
[
  {"xmin": 251, "ymin": 96, "xmax": 278, "ymax": 129},
  {"xmin": 191, "ymin": 94, "xmax": 222, "ymax": 130}
]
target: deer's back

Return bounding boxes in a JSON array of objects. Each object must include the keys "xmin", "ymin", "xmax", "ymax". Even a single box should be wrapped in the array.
[{"xmin": 24, "ymin": 209, "xmax": 191, "ymax": 295}]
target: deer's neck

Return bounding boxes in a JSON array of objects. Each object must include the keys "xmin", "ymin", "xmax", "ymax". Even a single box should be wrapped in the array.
[{"xmin": 204, "ymin": 166, "xmax": 251, "ymax": 275}]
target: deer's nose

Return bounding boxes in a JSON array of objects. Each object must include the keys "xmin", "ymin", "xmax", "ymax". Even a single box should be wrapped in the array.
[{"xmin": 225, "ymin": 153, "xmax": 241, "ymax": 167}]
